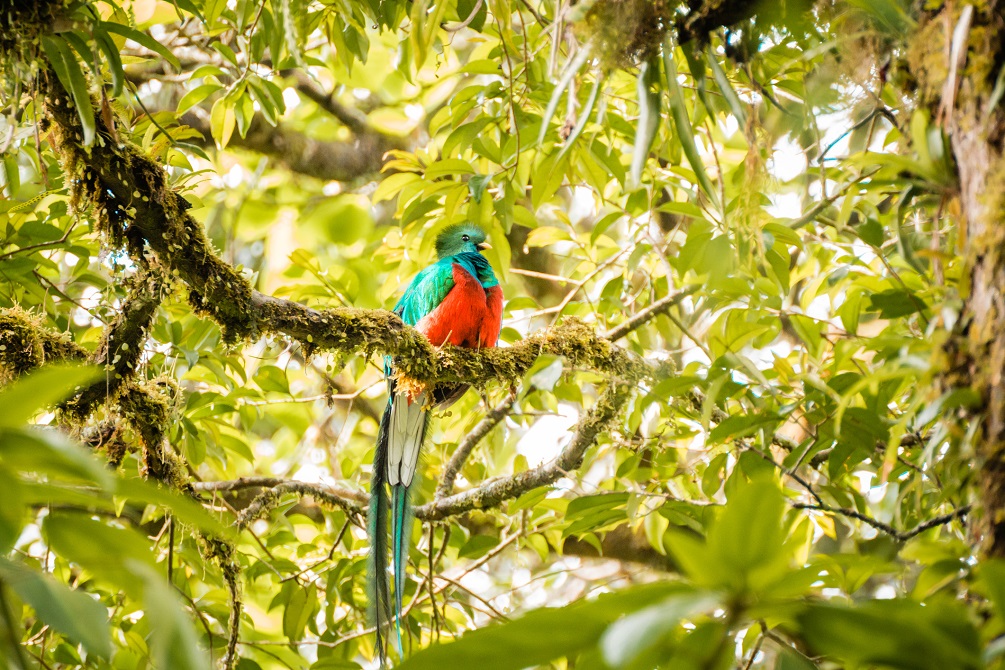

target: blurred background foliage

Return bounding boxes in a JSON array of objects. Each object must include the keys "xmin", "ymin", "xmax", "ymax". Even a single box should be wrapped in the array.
[{"xmin": 0, "ymin": 0, "xmax": 1001, "ymax": 668}]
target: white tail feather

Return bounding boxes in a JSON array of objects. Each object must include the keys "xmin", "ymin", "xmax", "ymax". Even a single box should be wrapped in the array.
[{"xmin": 387, "ymin": 391, "xmax": 426, "ymax": 487}]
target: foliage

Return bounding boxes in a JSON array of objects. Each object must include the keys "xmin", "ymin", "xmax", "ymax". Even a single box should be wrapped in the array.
[{"xmin": 0, "ymin": 0, "xmax": 1002, "ymax": 669}]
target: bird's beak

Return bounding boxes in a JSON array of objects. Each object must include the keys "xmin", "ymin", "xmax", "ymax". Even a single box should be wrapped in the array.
[{"xmin": 477, "ymin": 241, "xmax": 492, "ymax": 251}]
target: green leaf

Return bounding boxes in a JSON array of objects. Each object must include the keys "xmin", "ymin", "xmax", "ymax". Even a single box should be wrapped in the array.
[
  {"xmin": 40, "ymin": 36, "xmax": 96, "ymax": 146},
  {"xmin": 559, "ymin": 75, "xmax": 603, "ymax": 161},
  {"xmin": 114, "ymin": 478, "xmax": 232, "ymax": 539},
  {"xmin": 629, "ymin": 60, "xmax": 660, "ymax": 188},
  {"xmin": 709, "ymin": 413, "xmax": 780, "ymax": 443},
  {"xmin": 134, "ymin": 560, "xmax": 211, "ymax": 670},
  {"xmin": 643, "ymin": 508, "xmax": 670, "ymax": 554},
  {"xmin": 662, "ymin": 43, "xmax": 720, "ymax": 209},
  {"xmin": 988, "ymin": 63, "xmax": 1005, "ymax": 119},
  {"xmin": 868, "ymin": 288, "xmax": 926, "ymax": 318},
  {"xmin": 798, "ymin": 599, "xmax": 981, "ymax": 670},
  {"xmin": 524, "ymin": 226, "xmax": 570, "ymax": 248},
  {"xmin": 210, "ymin": 95, "xmax": 237, "ymax": 149},
  {"xmin": 0, "ymin": 558, "xmax": 112, "ymax": 659},
  {"xmin": 563, "ymin": 493, "xmax": 629, "ymax": 537},
  {"xmin": 979, "ymin": 560, "xmax": 1005, "ymax": 622},
  {"xmin": 538, "ymin": 44, "xmax": 593, "ymax": 146},
  {"xmin": 0, "ymin": 428, "xmax": 111, "ymax": 487},
  {"xmin": 177, "ymin": 83, "xmax": 223, "ymax": 115},
  {"xmin": 283, "ymin": 586, "xmax": 318, "ymax": 641},
  {"xmin": 0, "ymin": 364, "xmax": 101, "ymax": 428},
  {"xmin": 468, "ymin": 174, "xmax": 491, "ymax": 203},
  {"xmin": 600, "ymin": 590, "xmax": 719, "ymax": 668},
  {"xmin": 310, "ymin": 661, "xmax": 363, "ymax": 670},
  {"xmin": 710, "ymin": 478, "xmax": 788, "ymax": 578},
  {"xmin": 62, "ymin": 31, "xmax": 97, "ymax": 77},
  {"xmin": 102, "ymin": 23, "xmax": 181, "ymax": 69},
  {"xmin": 844, "ymin": 0, "xmax": 915, "ymax": 35},
  {"xmin": 43, "ymin": 514, "xmax": 157, "ymax": 599},
  {"xmin": 425, "ymin": 158, "xmax": 475, "ymax": 180},
  {"xmin": 254, "ymin": 364, "xmax": 290, "ymax": 393},
  {"xmin": 706, "ymin": 48, "xmax": 747, "ymax": 126},
  {"xmin": 0, "ymin": 470, "xmax": 24, "ymax": 554},
  {"xmin": 93, "ymin": 28, "xmax": 125, "ymax": 97},
  {"xmin": 398, "ymin": 583, "xmax": 689, "ymax": 670},
  {"xmin": 458, "ymin": 534, "xmax": 500, "ymax": 559},
  {"xmin": 526, "ymin": 355, "xmax": 564, "ymax": 392}
]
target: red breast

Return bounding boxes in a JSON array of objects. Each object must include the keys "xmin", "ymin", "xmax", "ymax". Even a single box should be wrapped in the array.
[{"xmin": 414, "ymin": 263, "xmax": 503, "ymax": 348}]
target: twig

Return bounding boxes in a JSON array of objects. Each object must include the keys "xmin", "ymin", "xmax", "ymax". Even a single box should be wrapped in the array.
[
  {"xmin": 279, "ymin": 519, "xmax": 350, "ymax": 583},
  {"xmin": 234, "ymin": 481, "xmax": 368, "ymax": 527},
  {"xmin": 740, "ymin": 622, "xmax": 767, "ymax": 670},
  {"xmin": 602, "ymin": 286, "xmax": 699, "ymax": 341},
  {"xmin": 0, "ymin": 221, "xmax": 75, "ymax": 260},
  {"xmin": 792, "ymin": 502, "xmax": 971, "ymax": 542},
  {"xmin": 201, "ymin": 382, "xmax": 630, "ymax": 524},
  {"xmin": 222, "ymin": 567, "xmax": 241, "ymax": 670},
  {"xmin": 516, "ymin": 0, "xmax": 547, "ymax": 24},
  {"xmin": 444, "ymin": 0, "xmax": 484, "ymax": 31}
]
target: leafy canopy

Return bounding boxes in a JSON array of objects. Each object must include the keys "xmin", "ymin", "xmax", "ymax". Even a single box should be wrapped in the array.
[{"xmin": 0, "ymin": 0, "xmax": 999, "ymax": 669}]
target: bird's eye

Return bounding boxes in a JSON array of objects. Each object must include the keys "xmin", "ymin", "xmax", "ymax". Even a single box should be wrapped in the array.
[{"xmin": 462, "ymin": 234, "xmax": 470, "ymax": 242}]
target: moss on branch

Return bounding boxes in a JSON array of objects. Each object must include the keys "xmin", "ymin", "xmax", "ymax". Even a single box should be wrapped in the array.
[
  {"xmin": 65, "ymin": 270, "xmax": 164, "ymax": 419},
  {"xmin": 0, "ymin": 305, "xmax": 87, "ymax": 381},
  {"xmin": 42, "ymin": 70, "xmax": 661, "ymax": 391}
]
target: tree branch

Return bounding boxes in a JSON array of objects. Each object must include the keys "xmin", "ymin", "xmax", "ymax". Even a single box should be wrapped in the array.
[
  {"xmin": 177, "ymin": 109, "xmax": 395, "ymax": 182},
  {"xmin": 0, "ymin": 305, "xmax": 87, "ymax": 379},
  {"xmin": 65, "ymin": 269, "xmax": 163, "ymax": 419},
  {"xmin": 234, "ymin": 480, "xmax": 367, "ymax": 527},
  {"xmin": 792, "ymin": 502, "xmax": 972, "ymax": 542},
  {"xmin": 417, "ymin": 381, "xmax": 631, "ymax": 521},
  {"xmin": 282, "ymin": 70, "xmax": 387, "ymax": 138},
  {"xmin": 44, "ymin": 73, "xmax": 660, "ymax": 392},
  {"xmin": 197, "ymin": 381, "xmax": 630, "ymax": 523},
  {"xmin": 602, "ymin": 285, "xmax": 699, "ymax": 341}
]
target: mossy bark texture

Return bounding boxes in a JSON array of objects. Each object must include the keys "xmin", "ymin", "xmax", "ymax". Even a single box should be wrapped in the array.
[{"xmin": 910, "ymin": 2, "xmax": 1005, "ymax": 557}]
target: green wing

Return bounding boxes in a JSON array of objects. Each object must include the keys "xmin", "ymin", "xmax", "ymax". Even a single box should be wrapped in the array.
[{"xmin": 395, "ymin": 258, "xmax": 456, "ymax": 326}]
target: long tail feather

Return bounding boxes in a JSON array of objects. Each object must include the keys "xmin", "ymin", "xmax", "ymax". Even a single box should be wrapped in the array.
[
  {"xmin": 371, "ymin": 390, "xmax": 429, "ymax": 664},
  {"xmin": 368, "ymin": 400, "xmax": 393, "ymax": 664},
  {"xmin": 391, "ymin": 483, "xmax": 413, "ymax": 656}
]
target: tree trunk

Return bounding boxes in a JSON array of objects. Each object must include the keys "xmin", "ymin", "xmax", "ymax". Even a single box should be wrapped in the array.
[{"xmin": 914, "ymin": 3, "xmax": 1005, "ymax": 557}]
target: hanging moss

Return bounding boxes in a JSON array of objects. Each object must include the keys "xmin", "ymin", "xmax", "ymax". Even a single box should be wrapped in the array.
[
  {"xmin": 0, "ymin": 306, "xmax": 87, "ymax": 381},
  {"xmin": 572, "ymin": 0, "xmax": 674, "ymax": 69},
  {"xmin": 117, "ymin": 378, "xmax": 190, "ymax": 492},
  {"xmin": 64, "ymin": 270, "xmax": 164, "ymax": 420},
  {"xmin": 0, "ymin": 0, "xmax": 60, "ymax": 95}
]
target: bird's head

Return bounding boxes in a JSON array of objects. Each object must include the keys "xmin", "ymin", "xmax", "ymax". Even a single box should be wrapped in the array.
[{"xmin": 434, "ymin": 223, "xmax": 491, "ymax": 258}]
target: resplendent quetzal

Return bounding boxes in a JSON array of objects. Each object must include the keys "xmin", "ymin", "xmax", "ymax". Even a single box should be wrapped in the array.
[{"xmin": 368, "ymin": 223, "xmax": 503, "ymax": 662}]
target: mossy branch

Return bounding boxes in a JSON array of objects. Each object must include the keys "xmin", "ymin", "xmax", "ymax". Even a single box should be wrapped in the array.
[
  {"xmin": 65, "ymin": 269, "xmax": 164, "ymax": 419},
  {"xmin": 0, "ymin": 305, "xmax": 87, "ymax": 380},
  {"xmin": 43, "ymin": 71, "xmax": 667, "ymax": 392}
]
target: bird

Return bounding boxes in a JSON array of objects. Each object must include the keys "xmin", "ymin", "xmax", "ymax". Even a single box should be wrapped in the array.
[{"xmin": 368, "ymin": 222, "xmax": 503, "ymax": 663}]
